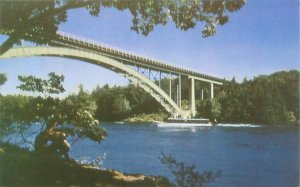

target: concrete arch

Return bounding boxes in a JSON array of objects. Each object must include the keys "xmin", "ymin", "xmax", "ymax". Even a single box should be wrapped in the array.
[{"xmin": 0, "ymin": 47, "xmax": 185, "ymax": 117}]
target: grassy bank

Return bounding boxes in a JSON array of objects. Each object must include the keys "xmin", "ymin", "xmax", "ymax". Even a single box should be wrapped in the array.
[
  {"xmin": 124, "ymin": 113, "xmax": 169, "ymax": 123},
  {"xmin": 0, "ymin": 143, "xmax": 172, "ymax": 187}
]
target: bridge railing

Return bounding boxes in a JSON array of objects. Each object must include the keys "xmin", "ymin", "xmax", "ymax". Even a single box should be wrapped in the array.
[
  {"xmin": 55, "ymin": 31, "xmax": 224, "ymax": 83},
  {"xmin": 57, "ymin": 31, "xmax": 165, "ymax": 63}
]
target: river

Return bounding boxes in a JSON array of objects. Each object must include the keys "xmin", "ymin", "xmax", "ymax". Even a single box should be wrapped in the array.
[{"xmin": 70, "ymin": 123, "xmax": 299, "ymax": 187}]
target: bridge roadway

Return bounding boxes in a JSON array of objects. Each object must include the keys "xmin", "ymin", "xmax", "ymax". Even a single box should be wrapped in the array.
[
  {"xmin": 1, "ymin": 31, "xmax": 223, "ymax": 118},
  {"xmin": 51, "ymin": 32, "xmax": 224, "ymax": 117},
  {"xmin": 51, "ymin": 31, "xmax": 224, "ymax": 85}
]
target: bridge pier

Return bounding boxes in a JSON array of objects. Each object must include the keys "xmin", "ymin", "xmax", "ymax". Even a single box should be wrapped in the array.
[
  {"xmin": 169, "ymin": 73, "xmax": 172, "ymax": 98},
  {"xmin": 178, "ymin": 74, "xmax": 182, "ymax": 108},
  {"xmin": 189, "ymin": 77, "xmax": 196, "ymax": 117},
  {"xmin": 210, "ymin": 82, "xmax": 214, "ymax": 99},
  {"xmin": 178, "ymin": 75, "xmax": 181, "ymax": 108}
]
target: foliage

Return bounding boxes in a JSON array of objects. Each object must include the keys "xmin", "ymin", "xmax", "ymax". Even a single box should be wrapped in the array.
[
  {"xmin": 0, "ymin": 74, "xmax": 6, "ymax": 88},
  {"xmin": 93, "ymin": 70, "xmax": 299, "ymax": 125},
  {"xmin": 0, "ymin": 0, "xmax": 246, "ymax": 54},
  {"xmin": 196, "ymin": 98, "xmax": 221, "ymax": 121},
  {"xmin": 216, "ymin": 70, "xmax": 299, "ymax": 125},
  {"xmin": 92, "ymin": 85, "xmax": 128, "ymax": 121},
  {"xmin": 211, "ymin": 99, "xmax": 222, "ymax": 120},
  {"xmin": 56, "ymin": 86, "xmax": 107, "ymax": 143},
  {"xmin": 196, "ymin": 99, "xmax": 212, "ymax": 119},
  {"xmin": 0, "ymin": 95, "xmax": 33, "ymax": 139},
  {"xmin": 124, "ymin": 112, "xmax": 169, "ymax": 123},
  {"xmin": 160, "ymin": 153, "xmax": 221, "ymax": 187},
  {"xmin": 17, "ymin": 72, "xmax": 65, "ymax": 94},
  {"xmin": 92, "ymin": 84, "xmax": 165, "ymax": 121},
  {"xmin": 0, "ymin": 73, "xmax": 107, "ymax": 159},
  {"xmin": 111, "ymin": 94, "xmax": 131, "ymax": 120}
]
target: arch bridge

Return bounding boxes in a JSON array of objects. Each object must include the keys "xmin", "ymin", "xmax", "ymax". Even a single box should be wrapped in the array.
[{"xmin": 0, "ymin": 31, "xmax": 223, "ymax": 118}]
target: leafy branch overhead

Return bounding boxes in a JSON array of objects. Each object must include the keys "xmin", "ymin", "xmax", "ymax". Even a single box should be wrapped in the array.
[
  {"xmin": 17, "ymin": 72, "xmax": 65, "ymax": 95},
  {"xmin": 0, "ymin": 74, "xmax": 7, "ymax": 87},
  {"xmin": 0, "ymin": 0, "xmax": 246, "ymax": 54}
]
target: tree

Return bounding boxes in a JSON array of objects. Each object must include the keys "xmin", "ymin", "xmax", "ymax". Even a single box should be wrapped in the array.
[
  {"xmin": 216, "ymin": 78, "xmax": 244, "ymax": 123},
  {"xmin": 196, "ymin": 98, "xmax": 221, "ymax": 122},
  {"xmin": 0, "ymin": 74, "xmax": 6, "ymax": 87},
  {"xmin": 111, "ymin": 94, "xmax": 131, "ymax": 121},
  {"xmin": 196, "ymin": 99, "xmax": 212, "ymax": 119},
  {"xmin": 1, "ymin": 72, "xmax": 107, "ymax": 159},
  {"xmin": 0, "ymin": 0, "xmax": 246, "ymax": 54},
  {"xmin": 0, "ymin": 74, "xmax": 12, "ymax": 137},
  {"xmin": 93, "ymin": 85, "xmax": 119, "ymax": 121},
  {"xmin": 215, "ymin": 71, "xmax": 299, "ymax": 125},
  {"xmin": 211, "ymin": 98, "xmax": 221, "ymax": 121},
  {"xmin": 160, "ymin": 153, "xmax": 221, "ymax": 187},
  {"xmin": 125, "ymin": 84, "xmax": 163, "ymax": 115},
  {"xmin": 0, "ymin": 95, "xmax": 32, "ymax": 139},
  {"xmin": 92, "ymin": 84, "xmax": 165, "ymax": 121}
]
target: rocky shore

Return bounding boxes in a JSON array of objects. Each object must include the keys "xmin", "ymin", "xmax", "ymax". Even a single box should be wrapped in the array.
[{"xmin": 0, "ymin": 143, "xmax": 173, "ymax": 187}]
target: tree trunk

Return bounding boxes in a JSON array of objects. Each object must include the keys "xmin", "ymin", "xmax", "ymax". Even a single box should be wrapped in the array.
[
  {"xmin": 34, "ymin": 122, "xmax": 71, "ymax": 160},
  {"xmin": 0, "ymin": 36, "xmax": 17, "ymax": 55},
  {"xmin": 34, "ymin": 130, "xmax": 49, "ymax": 154}
]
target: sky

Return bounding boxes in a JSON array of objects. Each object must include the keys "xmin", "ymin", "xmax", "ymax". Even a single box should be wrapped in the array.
[{"xmin": 0, "ymin": 0, "xmax": 298, "ymax": 96}]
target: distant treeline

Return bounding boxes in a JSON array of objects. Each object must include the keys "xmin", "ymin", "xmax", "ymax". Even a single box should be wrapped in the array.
[
  {"xmin": 0, "ymin": 70, "xmax": 298, "ymax": 126},
  {"xmin": 91, "ymin": 84, "xmax": 164, "ymax": 121},
  {"xmin": 214, "ymin": 70, "xmax": 299, "ymax": 125},
  {"xmin": 92, "ymin": 70, "xmax": 299, "ymax": 125}
]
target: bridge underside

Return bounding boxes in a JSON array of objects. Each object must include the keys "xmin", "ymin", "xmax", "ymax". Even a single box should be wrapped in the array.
[
  {"xmin": 1, "ymin": 46, "xmax": 223, "ymax": 119},
  {"xmin": 0, "ymin": 47, "xmax": 190, "ymax": 117}
]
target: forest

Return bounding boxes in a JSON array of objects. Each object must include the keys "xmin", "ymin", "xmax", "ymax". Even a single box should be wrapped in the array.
[
  {"xmin": 0, "ymin": 70, "xmax": 298, "ymax": 127},
  {"xmin": 214, "ymin": 70, "xmax": 299, "ymax": 125},
  {"xmin": 91, "ymin": 70, "xmax": 299, "ymax": 125}
]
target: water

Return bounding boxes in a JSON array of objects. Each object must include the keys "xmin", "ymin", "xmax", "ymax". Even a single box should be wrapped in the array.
[{"xmin": 69, "ymin": 123, "xmax": 299, "ymax": 187}]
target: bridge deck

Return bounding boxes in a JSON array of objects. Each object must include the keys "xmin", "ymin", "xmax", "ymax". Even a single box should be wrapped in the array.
[{"xmin": 51, "ymin": 31, "xmax": 223, "ymax": 83}]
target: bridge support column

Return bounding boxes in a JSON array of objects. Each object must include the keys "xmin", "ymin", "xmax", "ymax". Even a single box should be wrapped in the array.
[
  {"xmin": 169, "ymin": 73, "xmax": 172, "ymax": 98},
  {"xmin": 148, "ymin": 68, "xmax": 151, "ymax": 79},
  {"xmin": 178, "ymin": 75, "xmax": 182, "ymax": 108},
  {"xmin": 189, "ymin": 77, "xmax": 196, "ymax": 117},
  {"xmin": 210, "ymin": 82, "xmax": 214, "ymax": 99},
  {"xmin": 159, "ymin": 71, "xmax": 161, "ymax": 88}
]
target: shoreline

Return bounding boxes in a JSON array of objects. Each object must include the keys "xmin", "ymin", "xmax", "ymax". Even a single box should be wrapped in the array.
[
  {"xmin": 101, "ymin": 121, "xmax": 299, "ymax": 128},
  {"xmin": 0, "ymin": 143, "xmax": 173, "ymax": 187}
]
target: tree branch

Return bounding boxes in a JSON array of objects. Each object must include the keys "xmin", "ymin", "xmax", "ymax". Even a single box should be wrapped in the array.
[{"xmin": 0, "ymin": 1, "xmax": 93, "ymax": 55}]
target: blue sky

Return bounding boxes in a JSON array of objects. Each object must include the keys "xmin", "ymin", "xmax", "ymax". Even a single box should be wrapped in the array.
[{"xmin": 0, "ymin": 0, "xmax": 298, "ymax": 96}]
